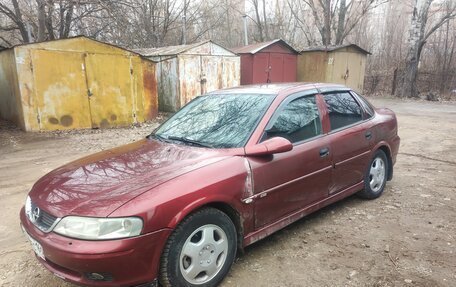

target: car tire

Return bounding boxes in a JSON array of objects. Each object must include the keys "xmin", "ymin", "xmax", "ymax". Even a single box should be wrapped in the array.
[
  {"xmin": 357, "ymin": 150, "xmax": 389, "ymax": 199},
  {"xmin": 159, "ymin": 207, "xmax": 237, "ymax": 287}
]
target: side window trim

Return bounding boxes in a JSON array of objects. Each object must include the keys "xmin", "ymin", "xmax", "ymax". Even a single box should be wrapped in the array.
[
  {"xmin": 259, "ymin": 89, "xmax": 323, "ymax": 145},
  {"xmin": 350, "ymin": 91, "xmax": 375, "ymax": 120},
  {"xmin": 322, "ymin": 91, "xmax": 364, "ymax": 133}
]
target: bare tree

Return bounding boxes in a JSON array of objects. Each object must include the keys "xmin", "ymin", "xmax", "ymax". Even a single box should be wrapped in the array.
[
  {"xmin": 0, "ymin": 0, "xmax": 113, "ymax": 46},
  {"xmin": 250, "ymin": 0, "xmax": 268, "ymax": 41},
  {"xmin": 296, "ymin": 0, "xmax": 387, "ymax": 46},
  {"xmin": 0, "ymin": 0, "xmax": 31, "ymax": 43},
  {"xmin": 396, "ymin": 0, "xmax": 456, "ymax": 98}
]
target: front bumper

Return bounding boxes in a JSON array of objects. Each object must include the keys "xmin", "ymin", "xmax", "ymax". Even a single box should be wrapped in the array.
[{"xmin": 20, "ymin": 207, "xmax": 171, "ymax": 287}]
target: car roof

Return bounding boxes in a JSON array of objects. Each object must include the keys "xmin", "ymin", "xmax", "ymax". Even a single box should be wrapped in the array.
[{"xmin": 207, "ymin": 83, "xmax": 350, "ymax": 95}]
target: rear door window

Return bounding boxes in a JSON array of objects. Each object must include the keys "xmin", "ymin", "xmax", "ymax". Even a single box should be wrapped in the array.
[
  {"xmin": 323, "ymin": 92, "xmax": 362, "ymax": 130},
  {"xmin": 262, "ymin": 95, "xmax": 322, "ymax": 143},
  {"xmin": 351, "ymin": 92, "xmax": 375, "ymax": 119}
]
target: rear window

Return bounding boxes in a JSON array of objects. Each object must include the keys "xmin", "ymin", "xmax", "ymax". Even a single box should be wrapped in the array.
[{"xmin": 323, "ymin": 92, "xmax": 362, "ymax": 130}]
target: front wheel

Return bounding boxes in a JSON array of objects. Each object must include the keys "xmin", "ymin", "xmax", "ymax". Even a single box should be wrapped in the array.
[
  {"xmin": 357, "ymin": 150, "xmax": 389, "ymax": 199},
  {"xmin": 159, "ymin": 208, "xmax": 237, "ymax": 287}
]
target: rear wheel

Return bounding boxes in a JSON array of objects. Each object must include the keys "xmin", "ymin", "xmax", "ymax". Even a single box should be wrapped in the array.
[
  {"xmin": 358, "ymin": 150, "xmax": 388, "ymax": 199},
  {"xmin": 159, "ymin": 208, "xmax": 237, "ymax": 287}
]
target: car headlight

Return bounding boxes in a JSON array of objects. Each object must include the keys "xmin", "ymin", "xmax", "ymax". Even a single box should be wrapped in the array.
[{"xmin": 53, "ymin": 216, "xmax": 143, "ymax": 240}]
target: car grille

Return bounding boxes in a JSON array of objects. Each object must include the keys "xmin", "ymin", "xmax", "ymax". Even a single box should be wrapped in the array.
[{"xmin": 26, "ymin": 200, "xmax": 58, "ymax": 232}]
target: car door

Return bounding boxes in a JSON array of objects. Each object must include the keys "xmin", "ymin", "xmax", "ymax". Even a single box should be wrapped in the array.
[
  {"xmin": 248, "ymin": 92, "xmax": 333, "ymax": 229},
  {"xmin": 322, "ymin": 91, "xmax": 372, "ymax": 194}
]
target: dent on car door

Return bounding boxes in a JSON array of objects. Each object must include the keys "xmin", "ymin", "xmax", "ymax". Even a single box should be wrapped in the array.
[
  {"xmin": 247, "ymin": 93, "xmax": 332, "ymax": 229},
  {"xmin": 323, "ymin": 92, "xmax": 373, "ymax": 194}
]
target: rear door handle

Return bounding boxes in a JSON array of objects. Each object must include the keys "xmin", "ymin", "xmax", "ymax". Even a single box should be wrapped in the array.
[
  {"xmin": 365, "ymin": 131, "xmax": 372, "ymax": 139},
  {"xmin": 319, "ymin": 147, "xmax": 330, "ymax": 157}
]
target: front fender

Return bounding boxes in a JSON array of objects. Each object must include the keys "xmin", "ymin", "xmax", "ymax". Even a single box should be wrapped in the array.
[{"xmin": 109, "ymin": 156, "xmax": 254, "ymax": 237}]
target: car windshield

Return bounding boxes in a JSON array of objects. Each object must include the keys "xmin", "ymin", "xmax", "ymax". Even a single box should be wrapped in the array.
[{"xmin": 153, "ymin": 93, "xmax": 275, "ymax": 148}]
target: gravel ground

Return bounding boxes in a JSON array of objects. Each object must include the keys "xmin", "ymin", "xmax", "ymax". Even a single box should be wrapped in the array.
[{"xmin": 0, "ymin": 97, "xmax": 455, "ymax": 287}]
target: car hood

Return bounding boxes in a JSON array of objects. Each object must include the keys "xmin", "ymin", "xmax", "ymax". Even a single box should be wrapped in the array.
[{"xmin": 29, "ymin": 139, "xmax": 240, "ymax": 218}]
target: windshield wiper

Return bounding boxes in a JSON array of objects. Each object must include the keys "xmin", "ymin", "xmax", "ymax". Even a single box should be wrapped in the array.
[{"xmin": 166, "ymin": 136, "xmax": 213, "ymax": 148}]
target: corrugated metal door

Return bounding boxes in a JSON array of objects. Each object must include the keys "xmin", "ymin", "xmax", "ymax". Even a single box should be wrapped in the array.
[
  {"xmin": 222, "ymin": 57, "xmax": 240, "ymax": 88},
  {"xmin": 31, "ymin": 50, "xmax": 92, "ymax": 130},
  {"xmin": 158, "ymin": 58, "xmax": 179, "ymax": 112},
  {"xmin": 84, "ymin": 53, "xmax": 135, "ymax": 128}
]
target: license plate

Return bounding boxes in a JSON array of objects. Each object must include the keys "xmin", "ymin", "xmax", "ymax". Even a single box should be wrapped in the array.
[{"xmin": 22, "ymin": 226, "xmax": 45, "ymax": 261}]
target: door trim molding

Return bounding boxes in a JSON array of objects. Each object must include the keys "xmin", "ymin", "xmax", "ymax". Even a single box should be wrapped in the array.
[
  {"xmin": 244, "ymin": 165, "xmax": 333, "ymax": 202},
  {"xmin": 243, "ymin": 180, "xmax": 364, "ymax": 246}
]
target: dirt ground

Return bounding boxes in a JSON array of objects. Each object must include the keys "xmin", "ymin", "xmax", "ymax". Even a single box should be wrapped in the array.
[{"xmin": 0, "ymin": 97, "xmax": 455, "ymax": 287}]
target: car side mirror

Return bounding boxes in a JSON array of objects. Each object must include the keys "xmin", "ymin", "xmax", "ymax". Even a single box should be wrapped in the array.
[{"xmin": 244, "ymin": 137, "xmax": 293, "ymax": 156}]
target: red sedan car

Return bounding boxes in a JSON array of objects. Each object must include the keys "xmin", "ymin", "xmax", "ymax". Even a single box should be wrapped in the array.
[{"xmin": 20, "ymin": 83, "xmax": 400, "ymax": 287}]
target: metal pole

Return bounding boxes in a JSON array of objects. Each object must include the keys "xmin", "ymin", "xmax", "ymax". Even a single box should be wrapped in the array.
[{"xmin": 242, "ymin": 15, "xmax": 248, "ymax": 46}]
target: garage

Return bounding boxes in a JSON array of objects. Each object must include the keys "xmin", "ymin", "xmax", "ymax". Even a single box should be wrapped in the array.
[
  {"xmin": 232, "ymin": 39, "xmax": 298, "ymax": 85},
  {"xmin": 0, "ymin": 36, "xmax": 157, "ymax": 131},
  {"xmin": 297, "ymin": 44, "xmax": 371, "ymax": 92},
  {"xmin": 136, "ymin": 40, "xmax": 240, "ymax": 112}
]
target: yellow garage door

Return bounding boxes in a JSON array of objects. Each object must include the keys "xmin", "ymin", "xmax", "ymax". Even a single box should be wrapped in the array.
[
  {"xmin": 31, "ymin": 50, "xmax": 92, "ymax": 130},
  {"xmin": 84, "ymin": 53, "xmax": 135, "ymax": 128}
]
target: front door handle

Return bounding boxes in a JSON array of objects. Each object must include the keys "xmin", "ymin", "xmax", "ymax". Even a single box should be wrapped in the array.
[
  {"xmin": 319, "ymin": 147, "xmax": 330, "ymax": 157},
  {"xmin": 365, "ymin": 131, "xmax": 372, "ymax": 139}
]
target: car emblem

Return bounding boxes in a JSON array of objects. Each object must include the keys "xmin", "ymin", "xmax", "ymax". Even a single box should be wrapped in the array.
[{"xmin": 30, "ymin": 207, "xmax": 41, "ymax": 223}]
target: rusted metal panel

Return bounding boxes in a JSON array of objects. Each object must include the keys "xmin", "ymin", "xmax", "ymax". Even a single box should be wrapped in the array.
[
  {"xmin": 14, "ymin": 46, "xmax": 41, "ymax": 131},
  {"xmin": 24, "ymin": 36, "xmax": 138, "ymax": 56},
  {"xmin": 156, "ymin": 57, "xmax": 179, "ymax": 112},
  {"xmin": 0, "ymin": 49, "xmax": 23, "ymax": 128},
  {"xmin": 0, "ymin": 36, "xmax": 158, "ymax": 131},
  {"xmin": 185, "ymin": 43, "xmax": 211, "ymax": 55},
  {"xmin": 201, "ymin": 56, "xmax": 222, "ymax": 94},
  {"xmin": 137, "ymin": 41, "xmax": 237, "ymax": 58},
  {"xmin": 221, "ymin": 56, "xmax": 240, "ymax": 89},
  {"xmin": 209, "ymin": 43, "xmax": 236, "ymax": 56},
  {"xmin": 178, "ymin": 55, "xmax": 201, "ymax": 108},
  {"xmin": 141, "ymin": 59, "xmax": 158, "ymax": 120},
  {"xmin": 137, "ymin": 41, "xmax": 239, "ymax": 112},
  {"xmin": 31, "ymin": 49, "xmax": 92, "ymax": 130},
  {"xmin": 85, "ymin": 53, "xmax": 135, "ymax": 128}
]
